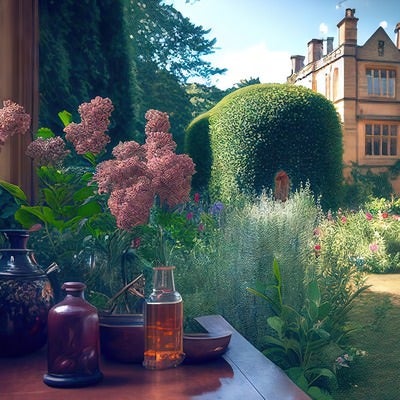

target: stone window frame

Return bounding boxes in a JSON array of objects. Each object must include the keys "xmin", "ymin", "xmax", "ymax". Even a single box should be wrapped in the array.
[{"xmin": 365, "ymin": 121, "xmax": 398, "ymax": 157}]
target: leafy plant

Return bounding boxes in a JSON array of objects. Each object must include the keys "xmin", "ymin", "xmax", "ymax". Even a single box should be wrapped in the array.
[
  {"xmin": 248, "ymin": 259, "xmax": 369, "ymax": 399},
  {"xmin": 0, "ymin": 180, "xmax": 28, "ymax": 228}
]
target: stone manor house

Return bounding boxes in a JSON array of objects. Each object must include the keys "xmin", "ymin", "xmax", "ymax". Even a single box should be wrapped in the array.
[{"xmin": 288, "ymin": 8, "xmax": 400, "ymax": 194}]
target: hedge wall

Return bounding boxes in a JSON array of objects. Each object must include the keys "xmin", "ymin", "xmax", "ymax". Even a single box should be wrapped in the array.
[{"xmin": 185, "ymin": 83, "xmax": 343, "ymax": 209}]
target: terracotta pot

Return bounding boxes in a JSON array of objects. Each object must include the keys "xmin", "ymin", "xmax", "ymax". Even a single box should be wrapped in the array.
[{"xmin": 99, "ymin": 314, "xmax": 144, "ymax": 363}]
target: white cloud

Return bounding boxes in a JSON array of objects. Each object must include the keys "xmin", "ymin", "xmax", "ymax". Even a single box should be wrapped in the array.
[
  {"xmin": 319, "ymin": 22, "xmax": 329, "ymax": 36},
  {"xmin": 380, "ymin": 20, "xmax": 388, "ymax": 29},
  {"xmin": 205, "ymin": 43, "xmax": 292, "ymax": 89}
]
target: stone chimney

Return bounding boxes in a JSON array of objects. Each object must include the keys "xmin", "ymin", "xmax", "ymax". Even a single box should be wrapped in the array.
[
  {"xmin": 326, "ymin": 37, "xmax": 334, "ymax": 54},
  {"xmin": 337, "ymin": 8, "xmax": 358, "ymax": 46},
  {"xmin": 290, "ymin": 55, "xmax": 305, "ymax": 73},
  {"xmin": 395, "ymin": 22, "xmax": 400, "ymax": 49},
  {"xmin": 307, "ymin": 39, "xmax": 323, "ymax": 63}
]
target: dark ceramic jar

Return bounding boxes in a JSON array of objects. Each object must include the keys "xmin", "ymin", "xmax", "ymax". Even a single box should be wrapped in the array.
[
  {"xmin": 43, "ymin": 282, "xmax": 103, "ymax": 388},
  {"xmin": 0, "ymin": 229, "xmax": 55, "ymax": 357}
]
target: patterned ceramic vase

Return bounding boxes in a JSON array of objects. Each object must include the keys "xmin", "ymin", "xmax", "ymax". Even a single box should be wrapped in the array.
[{"xmin": 0, "ymin": 229, "xmax": 55, "ymax": 357}]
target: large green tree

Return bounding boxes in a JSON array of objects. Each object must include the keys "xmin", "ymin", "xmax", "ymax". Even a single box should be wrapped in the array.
[
  {"xmin": 125, "ymin": 0, "xmax": 226, "ymax": 151},
  {"xmin": 126, "ymin": 0, "xmax": 225, "ymax": 83}
]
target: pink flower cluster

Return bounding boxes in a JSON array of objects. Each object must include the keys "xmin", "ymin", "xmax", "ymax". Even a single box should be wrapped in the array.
[
  {"xmin": 26, "ymin": 137, "xmax": 70, "ymax": 166},
  {"xmin": 0, "ymin": 100, "xmax": 31, "ymax": 151},
  {"xmin": 94, "ymin": 109, "xmax": 195, "ymax": 230},
  {"xmin": 64, "ymin": 96, "xmax": 113, "ymax": 155}
]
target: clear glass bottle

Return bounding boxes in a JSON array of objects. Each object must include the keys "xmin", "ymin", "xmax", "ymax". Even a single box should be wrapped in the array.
[
  {"xmin": 143, "ymin": 266, "xmax": 185, "ymax": 369},
  {"xmin": 43, "ymin": 282, "xmax": 103, "ymax": 388}
]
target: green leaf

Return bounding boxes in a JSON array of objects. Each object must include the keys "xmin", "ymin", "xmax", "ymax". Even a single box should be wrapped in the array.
[
  {"xmin": 77, "ymin": 201, "xmax": 102, "ymax": 217},
  {"xmin": 285, "ymin": 367, "xmax": 309, "ymax": 391},
  {"xmin": 307, "ymin": 367, "xmax": 336, "ymax": 380},
  {"xmin": 246, "ymin": 286, "xmax": 281, "ymax": 313},
  {"xmin": 264, "ymin": 335, "xmax": 286, "ymax": 348},
  {"xmin": 308, "ymin": 280, "xmax": 321, "ymax": 305},
  {"xmin": 307, "ymin": 386, "xmax": 334, "ymax": 400},
  {"xmin": 307, "ymin": 301, "xmax": 319, "ymax": 322},
  {"xmin": 58, "ymin": 110, "xmax": 73, "ymax": 127},
  {"xmin": 15, "ymin": 207, "xmax": 42, "ymax": 228},
  {"xmin": 0, "ymin": 180, "xmax": 28, "ymax": 203},
  {"xmin": 272, "ymin": 258, "xmax": 282, "ymax": 286},
  {"xmin": 73, "ymin": 186, "xmax": 96, "ymax": 202},
  {"xmin": 83, "ymin": 152, "xmax": 97, "ymax": 166},
  {"xmin": 42, "ymin": 188, "xmax": 59, "ymax": 210},
  {"xmin": 36, "ymin": 127, "xmax": 55, "ymax": 139},
  {"xmin": 267, "ymin": 316, "xmax": 284, "ymax": 336},
  {"xmin": 318, "ymin": 302, "xmax": 331, "ymax": 320}
]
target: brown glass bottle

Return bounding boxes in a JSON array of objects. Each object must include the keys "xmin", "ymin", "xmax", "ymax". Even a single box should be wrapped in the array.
[
  {"xmin": 43, "ymin": 282, "xmax": 103, "ymax": 388},
  {"xmin": 143, "ymin": 266, "xmax": 185, "ymax": 369}
]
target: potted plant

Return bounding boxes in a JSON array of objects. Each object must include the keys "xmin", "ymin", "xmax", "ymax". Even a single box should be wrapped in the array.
[{"xmin": 0, "ymin": 99, "xmax": 197, "ymax": 362}]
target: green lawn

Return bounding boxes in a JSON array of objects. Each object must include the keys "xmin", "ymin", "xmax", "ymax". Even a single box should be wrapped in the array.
[{"xmin": 332, "ymin": 289, "xmax": 400, "ymax": 399}]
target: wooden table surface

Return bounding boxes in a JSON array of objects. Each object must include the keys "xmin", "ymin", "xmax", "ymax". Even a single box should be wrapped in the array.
[{"xmin": 0, "ymin": 315, "xmax": 310, "ymax": 400}]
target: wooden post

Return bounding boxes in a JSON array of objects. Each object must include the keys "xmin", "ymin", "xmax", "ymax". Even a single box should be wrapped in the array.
[{"xmin": 0, "ymin": 0, "xmax": 39, "ymax": 201}]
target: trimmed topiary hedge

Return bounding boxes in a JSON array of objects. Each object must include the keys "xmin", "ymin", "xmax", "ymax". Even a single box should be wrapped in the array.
[{"xmin": 185, "ymin": 83, "xmax": 343, "ymax": 209}]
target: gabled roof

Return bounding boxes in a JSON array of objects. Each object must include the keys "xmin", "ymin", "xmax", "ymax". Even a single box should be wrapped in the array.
[{"xmin": 358, "ymin": 26, "xmax": 400, "ymax": 60}]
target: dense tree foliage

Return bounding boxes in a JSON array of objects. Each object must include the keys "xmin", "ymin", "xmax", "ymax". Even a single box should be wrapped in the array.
[
  {"xmin": 186, "ymin": 84, "xmax": 344, "ymax": 210},
  {"xmin": 126, "ymin": 0, "xmax": 226, "ymax": 83},
  {"xmin": 39, "ymin": 0, "xmax": 227, "ymax": 153},
  {"xmin": 124, "ymin": 0, "xmax": 227, "ymax": 151},
  {"xmin": 39, "ymin": 0, "xmax": 140, "ymax": 150},
  {"xmin": 185, "ymin": 83, "xmax": 226, "ymax": 118}
]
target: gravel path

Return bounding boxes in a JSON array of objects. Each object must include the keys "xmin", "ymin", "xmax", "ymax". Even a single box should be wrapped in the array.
[{"xmin": 366, "ymin": 274, "xmax": 400, "ymax": 295}]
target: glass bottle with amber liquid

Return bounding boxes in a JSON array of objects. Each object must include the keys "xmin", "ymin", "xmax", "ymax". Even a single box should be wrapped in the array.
[{"xmin": 143, "ymin": 266, "xmax": 185, "ymax": 369}]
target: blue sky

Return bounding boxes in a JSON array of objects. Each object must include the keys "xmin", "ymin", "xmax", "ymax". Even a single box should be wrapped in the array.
[{"xmin": 168, "ymin": 0, "xmax": 400, "ymax": 88}]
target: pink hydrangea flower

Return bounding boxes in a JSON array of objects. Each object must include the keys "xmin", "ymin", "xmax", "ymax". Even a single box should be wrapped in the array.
[
  {"xmin": 93, "ymin": 109, "xmax": 195, "ymax": 230},
  {"xmin": 0, "ymin": 100, "xmax": 31, "ymax": 151},
  {"xmin": 144, "ymin": 109, "xmax": 170, "ymax": 134},
  {"xmin": 64, "ymin": 96, "xmax": 113, "ymax": 155},
  {"xmin": 26, "ymin": 137, "xmax": 70, "ymax": 166}
]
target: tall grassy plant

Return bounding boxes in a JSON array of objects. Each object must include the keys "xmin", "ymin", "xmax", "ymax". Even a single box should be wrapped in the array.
[{"xmin": 174, "ymin": 187, "xmax": 321, "ymax": 347}]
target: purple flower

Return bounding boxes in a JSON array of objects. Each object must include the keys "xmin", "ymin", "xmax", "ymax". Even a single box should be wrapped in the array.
[{"xmin": 210, "ymin": 201, "xmax": 224, "ymax": 215}]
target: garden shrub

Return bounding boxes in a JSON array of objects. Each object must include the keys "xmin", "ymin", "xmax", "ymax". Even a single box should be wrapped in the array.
[
  {"xmin": 184, "ymin": 113, "xmax": 211, "ymax": 191},
  {"xmin": 185, "ymin": 83, "xmax": 344, "ymax": 210},
  {"xmin": 173, "ymin": 186, "xmax": 321, "ymax": 347},
  {"xmin": 343, "ymin": 163, "xmax": 394, "ymax": 208},
  {"xmin": 314, "ymin": 209, "xmax": 400, "ymax": 276}
]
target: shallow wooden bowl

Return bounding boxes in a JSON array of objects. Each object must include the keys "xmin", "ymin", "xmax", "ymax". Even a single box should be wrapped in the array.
[
  {"xmin": 99, "ymin": 314, "xmax": 144, "ymax": 363},
  {"xmin": 183, "ymin": 331, "xmax": 232, "ymax": 363}
]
